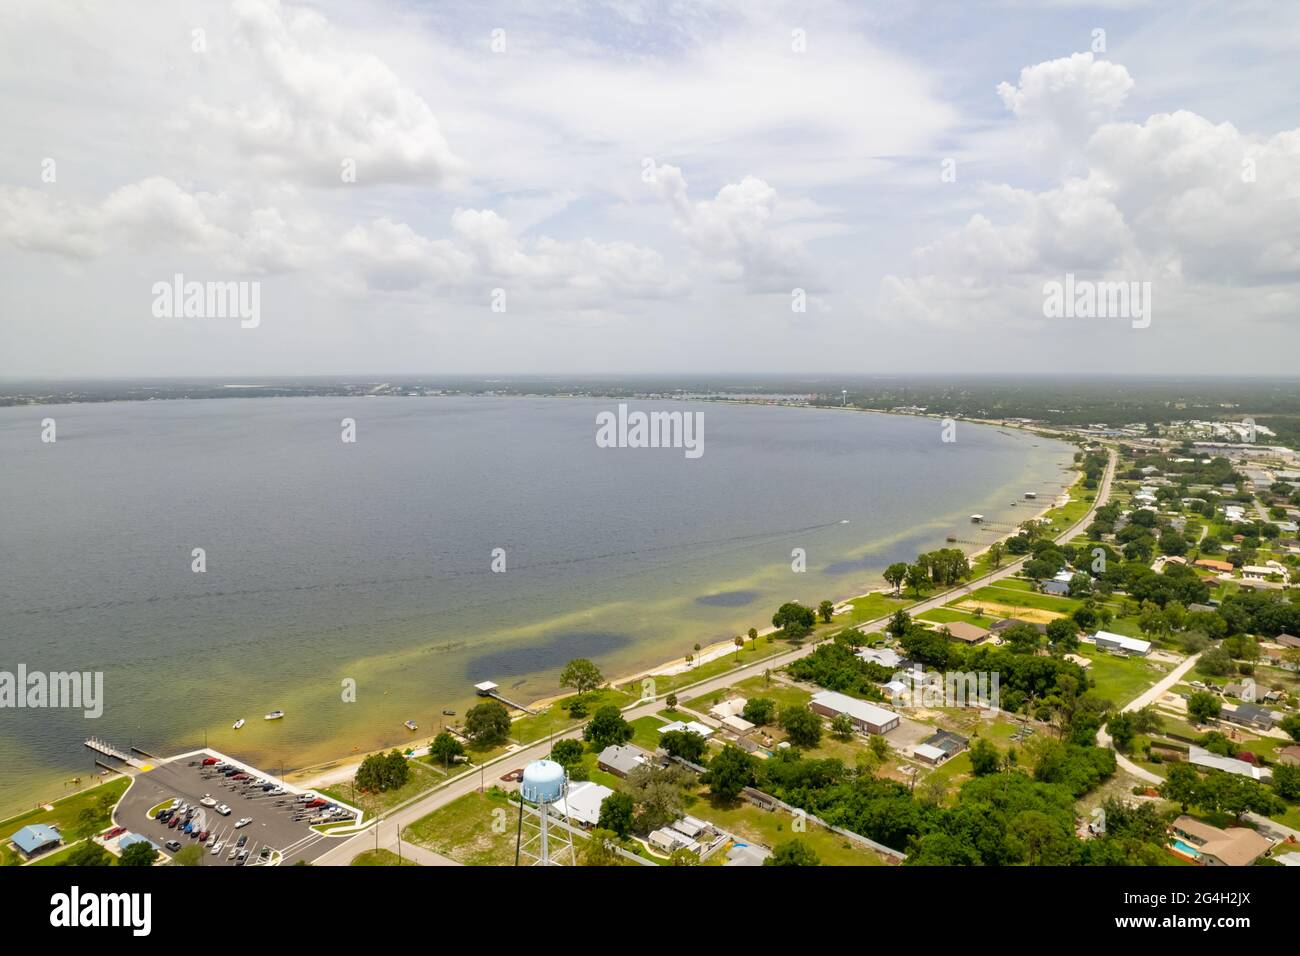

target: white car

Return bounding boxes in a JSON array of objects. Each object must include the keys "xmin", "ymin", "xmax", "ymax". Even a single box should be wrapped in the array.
[
  {"xmin": 234, "ymin": 817, "xmax": 253, "ymax": 828},
  {"xmin": 200, "ymin": 795, "xmax": 217, "ymax": 807},
  {"xmin": 211, "ymin": 841, "xmax": 224, "ymax": 855},
  {"xmin": 215, "ymin": 804, "xmax": 232, "ymax": 816}
]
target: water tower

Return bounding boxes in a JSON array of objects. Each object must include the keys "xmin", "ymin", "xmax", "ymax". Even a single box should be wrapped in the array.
[{"xmin": 515, "ymin": 758, "xmax": 576, "ymax": 866}]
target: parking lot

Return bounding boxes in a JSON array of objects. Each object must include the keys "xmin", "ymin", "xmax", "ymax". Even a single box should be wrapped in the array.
[{"xmin": 115, "ymin": 750, "xmax": 356, "ymax": 866}]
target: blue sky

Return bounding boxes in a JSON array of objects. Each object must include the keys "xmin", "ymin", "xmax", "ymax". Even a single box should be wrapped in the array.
[{"xmin": 1, "ymin": 0, "xmax": 1297, "ymax": 377}]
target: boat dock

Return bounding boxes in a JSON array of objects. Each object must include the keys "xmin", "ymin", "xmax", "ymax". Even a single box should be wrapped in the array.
[
  {"xmin": 474, "ymin": 681, "xmax": 537, "ymax": 715},
  {"xmin": 85, "ymin": 737, "xmax": 151, "ymax": 770}
]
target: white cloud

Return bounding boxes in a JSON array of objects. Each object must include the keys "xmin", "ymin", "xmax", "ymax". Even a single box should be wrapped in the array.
[
  {"xmin": 191, "ymin": 0, "xmax": 466, "ymax": 187},
  {"xmin": 997, "ymin": 52, "xmax": 1134, "ymax": 168}
]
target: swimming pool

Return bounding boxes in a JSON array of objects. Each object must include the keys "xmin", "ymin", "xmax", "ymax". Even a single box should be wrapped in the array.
[{"xmin": 1170, "ymin": 839, "xmax": 1202, "ymax": 859}]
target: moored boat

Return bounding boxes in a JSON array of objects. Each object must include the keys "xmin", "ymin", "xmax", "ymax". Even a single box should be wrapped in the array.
[
  {"xmin": 233, "ymin": 718, "xmax": 245, "ymax": 729},
  {"xmin": 264, "ymin": 710, "xmax": 285, "ymax": 721}
]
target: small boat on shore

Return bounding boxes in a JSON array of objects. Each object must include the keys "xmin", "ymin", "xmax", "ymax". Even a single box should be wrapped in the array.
[
  {"xmin": 264, "ymin": 710, "xmax": 285, "ymax": 721},
  {"xmin": 404, "ymin": 719, "xmax": 418, "ymax": 731},
  {"xmin": 232, "ymin": 718, "xmax": 245, "ymax": 730}
]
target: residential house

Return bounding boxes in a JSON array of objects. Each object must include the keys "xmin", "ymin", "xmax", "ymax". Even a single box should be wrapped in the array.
[
  {"xmin": 1093, "ymin": 630, "xmax": 1152, "ymax": 656},
  {"xmin": 1039, "ymin": 580, "xmax": 1071, "ymax": 596},
  {"xmin": 942, "ymin": 621, "xmax": 991, "ymax": 644},
  {"xmin": 1195, "ymin": 558, "xmax": 1234, "ymax": 574},
  {"xmin": 596, "ymin": 743, "xmax": 650, "ymax": 778},
  {"xmin": 658, "ymin": 719, "xmax": 714, "ymax": 738},
  {"xmin": 724, "ymin": 842, "xmax": 771, "ymax": 866},
  {"xmin": 913, "ymin": 730, "xmax": 968, "ymax": 765},
  {"xmin": 553, "ymin": 780, "xmax": 614, "ymax": 828},
  {"xmin": 1169, "ymin": 816, "xmax": 1272, "ymax": 867},
  {"xmin": 1221, "ymin": 703, "xmax": 1275, "ymax": 731}
]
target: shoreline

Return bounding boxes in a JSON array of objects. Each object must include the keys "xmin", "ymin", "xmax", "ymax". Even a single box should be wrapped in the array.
[
  {"xmin": 5, "ymin": 407, "xmax": 1079, "ymax": 809},
  {"xmin": 282, "ymin": 423, "xmax": 1080, "ymax": 789}
]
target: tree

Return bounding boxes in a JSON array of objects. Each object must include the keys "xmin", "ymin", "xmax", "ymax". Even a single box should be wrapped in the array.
[
  {"xmin": 581, "ymin": 828, "xmax": 620, "ymax": 866},
  {"xmin": 988, "ymin": 541, "xmax": 1004, "ymax": 569},
  {"xmin": 1187, "ymin": 690, "xmax": 1221, "ymax": 724},
  {"xmin": 1272, "ymin": 763, "xmax": 1300, "ymax": 801},
  {"xmin": 734, "ymin": 635, "xmax": 744, "ymax": 657},
  {"xmin": 830, "ymin": 713, "xmax": 854, "ymax": 740},
  {"xmin": 1107, "ymin": 712, "xmax": 1135, "ymax": 752},
  {"xmin": 550, "ymin": 738, "xmax": 584, "ymax": 769},
  {"xmin": 172, "ymin": 844, "xmax": 203, "ymax": 866},
  {"xmin": 119, "ymin": 841, "xmax": 158, "ymax": 866},
  {"xmin": 1280, "ymin": 713, "xmax": 1300, "ymax": 743},
  {"xmin": 660, "ymin": 730, "xmax": 707, "ymax": 763},
  {"xmin": 1046, "ymin": 617, "xmax": 1079, "ymax": 650},
  {"xmin": 60, "ymin": 841, "xmax": 112, "ymax": 867},
  {"xmin": 464, "ymin": 700, "xmax": 512, "ymax": 746},
  {"xmin": 429, "ymin": 731, "xmax": 465, "ymax": 768},
  {"xmin": 905, "ymin": 562, "xmax": 930, "ymax": 597},
  {"xmin": 742, "ymin": 697, "xmax": 776, "ymax": 726},
  {"xmin": 559, "ymin": 658, "xmax": 604, "ymax": 697},
  {"xmin": 883, "ymin": 562, "xmax": 909, "ymax": 595},
  {"xmin": 968, "ymin": 738, "xmax": 1001, "ymax": 776},
  {"xmin": 748, "ymin": 627, "xmax": 759, "ymax": 643},
  {"xmin": 584, "ymin": 705, "xmax": 633, "ymax": 749},
  {"xmin": 665, "ymin": 693, "xmax": 678, "ymax": 710},
  {"xmin": 780, "ymin": 705, "xmax": 823, "ymax": 748},
  {"xmin": 765, "ymin": 839, "xmax": 820, "ymax": 866},
  {"xmin": 772, "ymin": 602, "xmax": 816, "ymax": 640},
  {"xmin": 818, "ymin": 600, "xmax": 836, "ymax": 624},
  {"xmin": 597, "ymin": 791, "xmax": 634, "ymax": 838},
  {"xmin": 705, "ymin": 745, "xmax": 756, "ymax": 801},
  {"xmin": 356, "ymin": 749, "xmax": 410, "ymax": 792}
]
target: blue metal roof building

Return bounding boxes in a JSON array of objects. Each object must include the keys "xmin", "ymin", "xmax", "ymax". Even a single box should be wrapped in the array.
[{"xmin": 11, "ymin": 823, "xmax": 62, "ymax": 857}]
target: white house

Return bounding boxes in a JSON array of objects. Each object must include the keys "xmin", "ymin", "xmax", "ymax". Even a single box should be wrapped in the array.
[
  {"xmin": 1092, "ymin": 630, "xmax": 1151, "ymax": 656},
  {"xmin": 553, "ymin": 780, "xmax": 614, "ymax": 827}
]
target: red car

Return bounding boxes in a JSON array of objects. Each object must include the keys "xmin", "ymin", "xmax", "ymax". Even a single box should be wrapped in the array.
[
  {"xmin": 168, "ymin": 817, "xmax": 181, "ymax": 829},
  {"xmin": 202, "ymin": 756, "xmax": 219, "ymax": 766},
  {"xmin": 500, "ymin": 768, "xmax": 525, "ymax": 782},
  {"xmin": 232, "ymin": 773, "xmax": 249, "ymax": 780}
]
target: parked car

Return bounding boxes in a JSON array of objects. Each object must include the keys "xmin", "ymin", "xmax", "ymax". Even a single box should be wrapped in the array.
[
  {"xmin": 165, "ymin": 840, "xmax": 182, "ymax": 852},
  {"xmin": 168, "ymin": 817, "xmax": 181, "ymax": 829},
  {"xmin": 197, "ymin": 830, "xmax": 209, "ymax": 842},
  {"xmin": 202, "ymin": 756, "xmax": 219, "ymax": 766},
  {"xmin": 235, "ymin": 817, "xmax": 252, "ymax": 829},
  {"xmin": 236, "ymin": 835, "xmax": 248, "ymax": 847},
  {"xmin": 211, "ymin": 841, "xmax": 224, "ymax": 855},
  {"xmin": 215, "ymin": 804, "xmax": 232, "ymax": 816}
]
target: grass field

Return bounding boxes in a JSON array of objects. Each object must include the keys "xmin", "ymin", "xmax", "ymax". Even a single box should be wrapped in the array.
[
  {"xmin": 512, "ymin": 687, "xmax": 636, "ymax": 744},
  {"xmin": 963, "ymin": 585, "xmax": 1080, "ymax": 614},
  {"xmin": 350, "ymin": 848, "xmax": 419, "ymax": 866},
  {"xmin": 1078, "ymin": 647, "xmax": 1172, "ymax": 707},
  {"xmin": 680, "ymin": 787, "xmax": 886, "ymax": 865},
  {"xmin": 840, "ymin": 592, "xmax": 910, "ymax": 627},
  {"xmin": 917, "ymin": 607, "xmax": 994, "ymax": 628},
  {"xmin": 0, "ymin": 776, "xmax": 130, "ymax": 867},
  {"xmin": 320, "ymin": 758, "xmax": 443, "ymax": 819}
]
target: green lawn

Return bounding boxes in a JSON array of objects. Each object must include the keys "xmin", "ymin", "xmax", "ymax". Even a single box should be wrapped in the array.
[
  {"xmin": 511, "ymin": 687, "xmax": 636, "ymax": 745},
  {"xmin": 728, "ymin": 676, "xmax": 813, "ymax": 714},
  {"xmin": 627, "ymin": 715, "xmax": 671, "ymax": 752},
  {"xmin": 0, "ymin": 776, "xmax": 130, "ymax": 867},
  {"xmin": 319, "ymin": 759, "xmax": 441, "ymax": 819},
  {"xmin": 964, "ymin": 586, "xmax": 1079, "ymax": 614},
  {"xmin": 840, "ymin": 592, "xmax": 910, "ymax": 627},
  {"xmin": 917, "ymin": 607, "xmax": 995, "ymax": 628},
  {"xmin": 1078, "ymin": 647, "xmax": 1172, "ymax": 707},
  {"xmin": 680, "ymin": 788, "xmax": 886, "ymax": 865},
  {"xmin": 350, "ymin": 848, "xmax": 419, "ymax": 866},
  {"xmin": 623, "ymin": 639, "xmax": 789, "ymax": 696}
]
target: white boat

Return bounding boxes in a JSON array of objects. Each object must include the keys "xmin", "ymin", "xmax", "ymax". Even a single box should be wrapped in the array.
[
  {"xmin": 232, "ymin": 718, "xmax": 245, "ymax": 730},
  {"xmin": 264, "ymin": 710, "xmax": 285, "ymax": 721},
  {"xmin": 404, "ymin": 719, "xmax": 418, "ymax": 731}
]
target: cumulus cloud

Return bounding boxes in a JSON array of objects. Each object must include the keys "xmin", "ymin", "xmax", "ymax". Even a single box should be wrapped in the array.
[
  {"xmin": 997, "ymin": 52, "xmax": 1134, "ymax": 168},
  {"xmin": 341, "ymin": 210, "xmax": 683, "ymax": 303},
  {"xmin": 647, "ymin": 163, "xmax": 822, "ymax": 290},
  {"xmin": 881, "ymin": 94, "xmax": 1300, "ymax": 331},
  {"xmin": 0, "ymin": 177, "xmax": 313, "ymax": 273},
  {"xmin": 191, "ymin": 0, "xmax": 466, "ymax": 187}
]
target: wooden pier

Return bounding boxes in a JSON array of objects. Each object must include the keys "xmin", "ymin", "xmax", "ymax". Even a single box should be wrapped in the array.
[{"xmin": 473, "ymin": 681, "xmax": 537, "ymax": 715}]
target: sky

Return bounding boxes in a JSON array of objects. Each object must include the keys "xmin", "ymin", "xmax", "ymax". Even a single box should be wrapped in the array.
[{"xmin": 1, "ymin": 0, "xmax": 1298, "ymax": 378}]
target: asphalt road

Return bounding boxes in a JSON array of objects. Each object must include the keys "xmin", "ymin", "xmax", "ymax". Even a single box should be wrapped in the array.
[{"xmin": 314, "ymin": 448, "xmax": 1118, "ymax": 865}]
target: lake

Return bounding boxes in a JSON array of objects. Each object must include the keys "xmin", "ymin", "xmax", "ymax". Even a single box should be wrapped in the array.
[{"xmin": 0, "ymin": 396, "xmax": 1072, "ymax": 815}]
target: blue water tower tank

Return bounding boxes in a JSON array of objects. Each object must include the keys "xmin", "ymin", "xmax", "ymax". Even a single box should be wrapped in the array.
[{"xmin": 520, "ymin": 758, "xmax": 566, "ymax": 804}]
